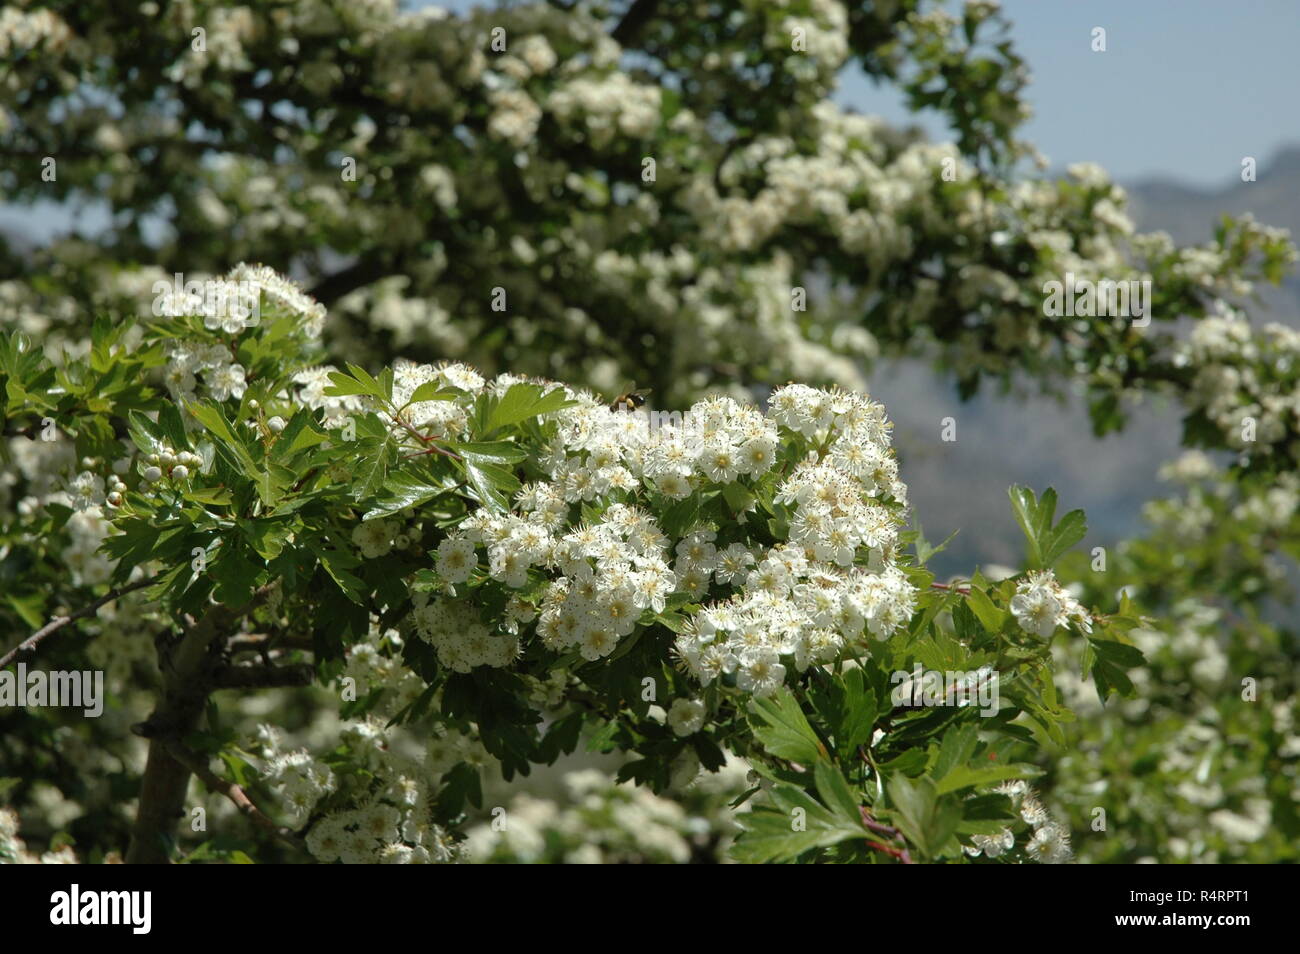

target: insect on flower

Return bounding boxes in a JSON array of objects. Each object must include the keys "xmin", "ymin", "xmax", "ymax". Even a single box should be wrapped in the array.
[{"xmin": 608, "ymin": 381, "xmax": 651, "ymax": 412}]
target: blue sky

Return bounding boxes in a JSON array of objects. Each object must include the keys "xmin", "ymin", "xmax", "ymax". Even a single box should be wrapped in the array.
[{"xmin": 840, "ymin": 0, "xmax": 1300, "ymax": 187}]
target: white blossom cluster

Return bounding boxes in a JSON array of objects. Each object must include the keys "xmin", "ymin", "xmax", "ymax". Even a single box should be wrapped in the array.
[
  {"xmin": 673, "ymin": 386, "xmax": 915, "ymax": 695},
  {"xmin": 462, "ymin": 765, "xmax": 749, "ymax": 864},
  {"xmin": 412, "ymin": 593, "xmax": 521, "ymax": 672},
  {"xmin": 385, "ymin": 371, "xmax": 915, "ymax": 698},
  {"xmin": 548, "ymin": 73, "xmax": 662, "ymax": 148},
  {"xmin": 1009, "ymin": 570, "xmax": 1091, "ymax": 638},
  {"xmin": 1176, "ymin": 300, "xmax": 1300, "ymax": 454},
  {"xmin": 260, "ymin": 747, "xmax": 337, "ymax": 827},
  {"xmin": 305, "ymin": 801, "xmax": 460, "ymax": 865},
  {"xmin": 0, "ymin": 7, "xmax": 73, "ymax": 58},
  {"xmin": 529, "ymin": 506, "xmax": 676, "ymax": 661},
  {"xmin": 342, "ymin": 625, "xmax": 426, "ymax": 713},
  {"xmin": 961, "ymin": 781, "xmax": 1072, "ymax": 864},
  {"xmin": 0, "ymin": 807, "xmax": 83, "ymax": 865},
  {"xmin": 161, "ymin": 264, "xmax": 326, "ymax": 405},
  {"xmin": 254, "ymin": 692, "xmax": 464, "ymax": 866}
]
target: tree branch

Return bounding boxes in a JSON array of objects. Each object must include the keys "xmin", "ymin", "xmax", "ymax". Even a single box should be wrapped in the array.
[
  {"xmin": 126, "ymin": 585, "xmax": 277, "ymax": 864},
  {"xmin": 164, "ymin": 740, "xmax": 306, "ymax": 853},
  {"xmin": 611, "ymin": 0, "xmax": 661, "ymax": 45},
  {"xmin": 0, "ymin": 576, "xmax": 157, "ymax": 671}
]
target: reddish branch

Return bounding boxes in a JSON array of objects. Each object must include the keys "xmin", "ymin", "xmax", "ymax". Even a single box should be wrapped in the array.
[
  {"xmin": 860, "ymin": 806, "xmax": 915, "ymax": 864},
  {"xmin": 929, "ymin": 582, "xmax": 972, "ymax": 595}
]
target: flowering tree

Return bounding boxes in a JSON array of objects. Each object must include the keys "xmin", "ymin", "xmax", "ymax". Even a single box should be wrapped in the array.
[
  {"xmin": 1, "ymin": 0, "xmax": 1297, "ymax": 863},
  {"xmin": 0, "ymin": 269, "xmax": 1144, "ymax": 862}
]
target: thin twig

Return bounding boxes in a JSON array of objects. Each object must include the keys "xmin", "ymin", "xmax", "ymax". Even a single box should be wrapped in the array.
[
  {"xmin": 930, "ymin": 582, "xmax": 972, "ymax": 595},
  {"xmin": 164, "ymin": 740, "xmax": 305, "ymax": 853},
  {"xmin": 0, "ymin": 576, "xmax": 157, "ymax": 670}
]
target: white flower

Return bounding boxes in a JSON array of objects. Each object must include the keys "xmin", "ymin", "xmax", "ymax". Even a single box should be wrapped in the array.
[
  {"xmin": 1010, "ymin": 582, "xmax": 1060, "ymax": 638},
  {"xmin": 207, "ymin": 362, "xmax": 247, "ymax": 401},
  {"xmin": 352, "ymin": 520, "xmax": 395, "ymax": 559},
  {"xmin": 69, "ymin": 471, "xmax": 105, "ymax": 511},
  {"xmin": 737, "ymin": 647, "xmax": 786, "ymax": 697},
  {"xmin": 667, "ymin": 698, "xmax": 707, "ymax": 737},
  {"xmin": 436, "ymin": 536, "xmax": 478, "ymax": 584}
]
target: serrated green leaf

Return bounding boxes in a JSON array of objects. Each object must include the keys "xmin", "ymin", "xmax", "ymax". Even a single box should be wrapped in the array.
[
  {"xmin": 1041, "ymin": 508, "xmax": 1087, "ymax": 566},
  {"xmin": 731, "ymin": 784, "xmax": 865, "ymax": 863},
  {"xmin": 814, "ymin": 761, "xmax": 862, "ymax": 822},
  {"xmin": 748, "ymin": 689, "xmax": 827, "ymax": 764},
  {"xmin": 886, "ymin": 775, "xmax": 961, "ymax": 859}
]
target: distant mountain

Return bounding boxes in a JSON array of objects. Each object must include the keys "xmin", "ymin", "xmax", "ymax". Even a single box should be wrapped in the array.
[{"xmin": 1128, "ymin": 146, "xmax": 1300, "ymax": 324}]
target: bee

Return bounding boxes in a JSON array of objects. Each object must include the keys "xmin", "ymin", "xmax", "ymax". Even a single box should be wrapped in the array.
[{"xmin": 609, "ymin": 382, "xmax": 651, "ymax": 412}]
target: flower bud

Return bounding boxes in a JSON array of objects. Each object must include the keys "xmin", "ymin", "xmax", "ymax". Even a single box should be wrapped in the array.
[
  {"xmin": 171, "ymin": 465, "xmax": 190, "ymax": 480},
  {"xmin": 143, "ymin": 465, "xmax": 163, "ymax": 482},
  {"xmin": 268, "ymin": 416, "xmax": 286, "ymax": 433}
]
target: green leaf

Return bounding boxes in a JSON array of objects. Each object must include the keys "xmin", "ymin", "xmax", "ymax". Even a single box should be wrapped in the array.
[
  {"xmin": 323, "ymin": 370, "xmax": 371, "ymax": 398},
  {"xmin": 352, "ymin": 434, "xmax": 394, "ymax": 502},
  {"xmin": 271, "ymin": 410, "xmax": 328, "ymax": 461},
  {"xmin": 936, "ymin": 762, "xmax": 1042, "ymax": 795},
  {"xmin": 1087, "ymin": 637, "xmax": 1146, "ymax": 701},
  {"xmin": 363, "ymin": 471, "xmax": 447, "ymax": 519},
  {"xmin": 127, "ymin": 409, "xmax": 166, "ymax": 455},
  {"xmin": 731, "ymin": 784, "xmax": 865, "ymax": 863},
  {"xmin": 485, "ymin": 383, "xmax": 572, "ymax": 433},
  {"xmin": 1007, "ymin": 485, "xmax": 1043, "ymax": 567},
  {"xmin": 825, "ymin": 667, "xmax": 877, "ymax": 759},
  {"xmin": 461, "ymin": 459, "xmax": 519, "ymax": 512},
  {"xmin": 1009, "ymin": 485, "xmax": 1087, "ymax": 569},
  {"xmin": 965, "ymin": 585, "xmax": 1006, "ymax": 634},
  {"xmin": 452, "ymin": 440, "xmax": 527, "ymax": 465},
  {"xmin": 346, "ymin": 363, "xmax": 386, "ymax": 401},
  {"xmin": 886, "ymin": 775, "xmax": 961, "ymax": 859},
  {"xmin": 814, "ymin": 761, "xmax": 862, "ymax": 822},
  {"xmin": 1041, "ymin": 508, "xmax": 1087, "ymax": 566},
  {"xmin": 157, "ymin": 402, "xmax": 191, "ymax": 451},
  {"xmin": 931, "ymin": 723, "xmax": 979, "ymax": 781},
  {"xmin": 211, "ymin": 543, "xmax": 263, "ymax": 607},
  {"xmin": 408, "ymin": 381, "xmax": 458, "ymax": 404},
  {"xmin": 748, "ymin": 689, "xmax": 827, "ymax": 764}
]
